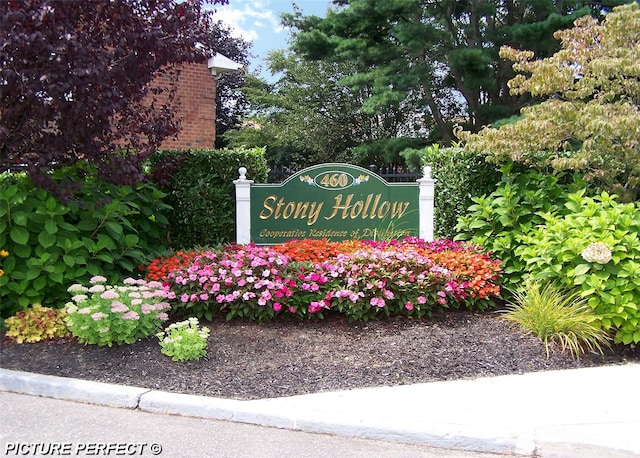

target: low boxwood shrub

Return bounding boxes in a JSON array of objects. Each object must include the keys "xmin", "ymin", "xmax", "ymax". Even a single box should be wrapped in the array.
[
  {"xmin": 516, "ymin": 191, "xmax": 640, "ymax": 345},
  {"xmin": 0, "ymin": 167, "xmax": 171, "ymax": 318}
]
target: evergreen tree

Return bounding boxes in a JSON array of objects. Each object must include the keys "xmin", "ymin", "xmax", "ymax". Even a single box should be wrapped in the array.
[{"xmin": 287, "ymin": 0, "xmax": 632, "ymax": 143}]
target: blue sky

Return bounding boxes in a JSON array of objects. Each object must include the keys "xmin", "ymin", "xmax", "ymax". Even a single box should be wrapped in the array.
[{"xmin": 212, "ymin": 0, "xmax": 332, "ymax": 79}]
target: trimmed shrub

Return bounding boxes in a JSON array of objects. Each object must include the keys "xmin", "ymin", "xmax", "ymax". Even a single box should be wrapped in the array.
[
  {"xmin": 400, "ymin": 146, "xmax": 501, "ymax": 239},
  {"xmin": 150, "ymin": 148, "xmax": 268, "ymax": 249}
]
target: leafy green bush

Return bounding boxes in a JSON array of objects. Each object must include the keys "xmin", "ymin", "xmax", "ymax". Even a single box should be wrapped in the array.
[
  {"xmin": 502, "ymin": 281, "xmax": 610, "ymax": 360},
  {"xmin": 156, "ymin": 317, "xmax": 210, "ymax": 362},
  {"xmin": 4, "ymin": 304, "xmax": 69, "ymax": 343},
  {"xmin": 0, "ymin": 168, "xmax": 171, "ymax": 317},
  {"xmin": 150, "ymin": 148, "xmax": 268, "ymax": 249},
  {"xmin": 516, "ymin": 191, "xmax": 640, "ymax": 345},
  {"xmin": 455, "ymin": 164, "xmax": 586, "ymax": 292},
  {"xmin": 400, "ymin": 145, "xmax": 501, "ymax": 239}
]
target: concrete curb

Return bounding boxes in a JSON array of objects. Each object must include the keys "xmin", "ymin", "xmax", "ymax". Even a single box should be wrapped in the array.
[
  {"xmin": 3, "ymin": 367, "xmax": 640, "ymax": 457},
  {"xmin": 0, "ymin": 368, "xmax": 148, "ymax": 408},
  {"xmin": 0, "ymin": 368, "xmax": 531, "ymax": 455}
]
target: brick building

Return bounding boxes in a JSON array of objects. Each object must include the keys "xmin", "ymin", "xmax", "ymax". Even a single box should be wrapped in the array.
[{"xmin": 157, "ymin": 53, "xmax": 243, "ymax": 150}]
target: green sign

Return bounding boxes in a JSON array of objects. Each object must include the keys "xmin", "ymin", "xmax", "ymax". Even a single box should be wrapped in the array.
[{"xmin": 250, "ymin": 163, "xmax": 419, "ymax": 244}]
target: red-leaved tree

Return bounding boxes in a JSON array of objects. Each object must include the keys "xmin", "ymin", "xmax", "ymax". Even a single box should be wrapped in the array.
[{"xmin": 0, "ymin": 0, "xmax": 227, "ymax": 197}]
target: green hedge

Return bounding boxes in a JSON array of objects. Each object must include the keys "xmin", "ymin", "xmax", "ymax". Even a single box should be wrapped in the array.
[
  {"xmin": 400, "ymin": 146, "xmax": 501, "ymax": 239},
  {"xmin": 0, "ymin": 167, "xmax": 171, "ymax": 319},
  {"xmin": 150, "ymin": 148, "xmax": 268, "ymax": 249}
]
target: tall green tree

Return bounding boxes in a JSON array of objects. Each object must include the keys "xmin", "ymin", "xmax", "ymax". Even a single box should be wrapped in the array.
[
  {"xmin": 287, "ymin": 0, "xmax": 631, "ymax": 143},
  {"xmin": 461, "ymin": 3, "xmax": 640, "ymax": 201},
  {"xmin": 225, "ymin": 50, "xmax": 427, "ymax": 168}
]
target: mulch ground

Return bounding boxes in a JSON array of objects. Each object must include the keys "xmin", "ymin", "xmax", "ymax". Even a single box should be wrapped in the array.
[{"xmin": 2, "ymin": 310, "xmax": 638, "ymax": 400}]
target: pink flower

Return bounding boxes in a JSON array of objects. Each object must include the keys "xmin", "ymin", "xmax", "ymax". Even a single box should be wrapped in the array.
[
  {"xmin": 155, "ymin": 302, "xmax": 171, "ymax": 311},
  {"xmin": 157, "ymin": 313, "xmax": 169, "ymax": 321},
  {"xmin": 288, "ymin": 306, "xmax": 297, "ymax": 314},
  {"xmin": 91, "ymin": 312, "xmax": 107, "ymax": 321},
  {"xmin": 100, "ymin": 290, "xmax": 119, "ymax": 300},
  {"xmin": 199, "ymin": 293, "xmax": 209, "ymax": 301},
  {"xmin": 405, "ymin": 301, "xmax": 414, "ymax": 310},
  {"xmin": 308, "ymin": 301, "xmax": 324, "ymax": 313},
  {"xmin": 141, "ymin": 304, "xmax": 155, "ymax": 314},
  {"xmin": 273, "ymin": 302, "xmax": 282, "ymax": 312},
  {"xmin": 417, "ymin": 296, "xmax": 427, "ymax": 304},
  {"xmin": 122, "ymin": 311, "xmax": 139, "ymax": 320},
  {"xmin": 180, "ymin": 294, "xmax": 189, "ymax": 303},
  {"xmin": 77, "ymin": 307, "xmax": 91, "ymax": 314},
  {"xmin": 110, "ymin": 301, "xmax": 129, "ymax": 313},
  {"xmin": 369, "ymin": 297, "xmax": 385, "ymax": 307}
]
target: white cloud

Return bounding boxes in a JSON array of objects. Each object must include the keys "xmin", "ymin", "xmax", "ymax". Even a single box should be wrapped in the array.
[{"xmin": 213, "ymin": 2, "xmax": 285, "ymax": 43}]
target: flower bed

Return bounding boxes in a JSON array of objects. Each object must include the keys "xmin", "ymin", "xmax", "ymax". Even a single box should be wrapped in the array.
[{"xmin": 143, "ymin": 238, "xmax": 502, "ymax": 322}]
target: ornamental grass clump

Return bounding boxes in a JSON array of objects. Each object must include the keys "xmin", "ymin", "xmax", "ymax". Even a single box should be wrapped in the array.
[
  {"xmin": 64, "ymin": 276, "xmax": 171, "ymax": 346},
  {"xmin": 502, "ymin": 281, "xmax": 610, "ymax": 360},
  {"xmin": 156, "ymin": 317, "xmax": 210, "ymax": 362}
]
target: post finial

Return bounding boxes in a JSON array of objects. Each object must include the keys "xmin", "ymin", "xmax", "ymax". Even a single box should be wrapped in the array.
[
  {"xmin": 422, "ymin": 165, "xmax": 432, "ymax": 179},
  {"xmin": 238, "ymin": 167, "xmax": 247, "ymax": 180}
]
